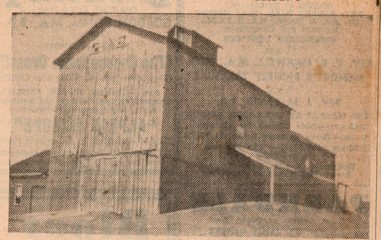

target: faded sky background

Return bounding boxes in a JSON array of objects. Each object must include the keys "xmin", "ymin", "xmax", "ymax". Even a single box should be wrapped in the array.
[{"xmin": 11, "ymin": 14, "xmax": 375, "ymax": 205}]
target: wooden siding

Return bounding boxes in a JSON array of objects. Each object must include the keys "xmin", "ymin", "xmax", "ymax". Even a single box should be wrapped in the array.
[
  {"xmin": 274, "ymin": 167, "xmax": 337, "ymax": 209},
  {"xmin": 51, "ymin": 27, "xmax": 167, "ymax": 157},
  {"xmin": 48, "ymin": 155, "xmax": 80, "ymax": 211},
  {"xmin": 78, "ymin": 152, "xmax": 160, "ymax": 216},
  {"xmin": 9, "ymin": 177, "xmax": 48, "ymax": 215},
  {"xmin": 159, "ymin": 152, "xmax": 270, "ymax": 213},
  {"xmin": 287, "ymin": 134, "xmax": 336, "ymax": 179},
  {"xmin": 161, "ymin": 42, "xmax": 292, "ymax": 169},
  {"xmin": 49, "ymin": 22, "xmax": 336, "ymax": 214},
  {"xmin": 160, "ymin": 41, "xmax": 335, "ymax": 212},
  {"xmin": 48, "ymin": 26, "xmax": 166, "ymax": 212},
  {"xmin": 159, "ymin": 42, "xmax": 292, "ymax": 212}
]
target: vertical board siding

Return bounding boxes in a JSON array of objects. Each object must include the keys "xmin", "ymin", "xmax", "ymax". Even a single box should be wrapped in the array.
[
  {"xmin": 47, "ymin": 155, "xmax": 80, "ymax": 211},
  {"xmin": 78, "ymin": 153, "xmax": 160, "ymax": 216},
  {"xmin": 49, "ymin": 27, "xmax": 166, "ymax": 212},
  {"xmin": 51, "ymin": 27, "xmax": 167, "ymax": 157}
]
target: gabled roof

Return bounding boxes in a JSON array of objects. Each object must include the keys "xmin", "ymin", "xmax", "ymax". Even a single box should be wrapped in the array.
[
  {"xmin": 54, "ymin": 17, "xmax": 292, "ymax": 111},
  {"xmin": 53, "ymin": 17, "xmax": 167, "ymax": 68},
  {"xmin": 10, "ymin": 150, "xmax": 50, "ymax": 175}
]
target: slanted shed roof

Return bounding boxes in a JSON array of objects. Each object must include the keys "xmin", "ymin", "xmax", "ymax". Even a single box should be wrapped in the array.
[
  {"xmin": 167, "ymin": 36, "xmax": 293, "ymax": 111},
  {"xmin": 54, "ymin": 17, "xmax": 292, "ymax": 111},
  {"xmin": 313, "ymin": 174, "xmax": 335, "ymax": 184},
  {"xmin": 235, "ymin": 147, "xmax": 297, "ymax": 172},
  {"xmin": 290, "ymin": 131, "xmax": 335, "ymax": 156},
  {"xmin": 53, "ymin": 17, "xmax": 167, "ymax": 68},
  {"xmin": 10, "ymin": 150, "xmax": 50, "ymax": 175},
  {"xmin": 235, "ymin": 147, "xmax": 335, "ymax": 183}
]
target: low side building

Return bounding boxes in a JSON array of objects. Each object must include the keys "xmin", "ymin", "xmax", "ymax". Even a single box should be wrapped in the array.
[{"xmin": 9, "ymin": 150, "xmax": 50, "ymax": 215}]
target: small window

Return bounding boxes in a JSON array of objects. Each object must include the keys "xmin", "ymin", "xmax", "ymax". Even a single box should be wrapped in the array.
[
  {"xmin": 237, "ymin": 90, "xmax": 244, "ymax": 111},
  {"xmin": 14, "ymin": 184, "xmax": 22, "ymax": 205},
  {"xmin": 197, "ymin": 134, "xmax": 204, "ymax": 145},
  {"xmin": 92, "ymin": 42, "xmax": 100, "ymax": 53},
  {"xmin": 236, "ymin": 126, "xmax": 245, "ymax": 137},
  {"xmin": 117, "ymin": 35, "xmax": 126, "ymax": 47},
  {"xmin": 305, "ymin": 158, "xmax": 311, "ymax": 173}
]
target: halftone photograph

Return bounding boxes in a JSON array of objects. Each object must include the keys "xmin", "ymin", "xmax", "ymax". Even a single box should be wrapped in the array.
[{"xmin": 8, "ymin": 13, "xmax": 376, "ymax": 238}]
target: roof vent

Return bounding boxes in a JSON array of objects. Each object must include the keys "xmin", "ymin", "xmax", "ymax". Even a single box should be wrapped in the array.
[{"xmin": 168, "ymin": 25, "xmax": 220, "ymax": 62}]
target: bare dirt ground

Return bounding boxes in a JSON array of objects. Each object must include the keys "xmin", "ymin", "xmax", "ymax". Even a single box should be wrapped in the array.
[{"xmin": 8, "ymin": 202, "xmax": 369, "ymax": 238}]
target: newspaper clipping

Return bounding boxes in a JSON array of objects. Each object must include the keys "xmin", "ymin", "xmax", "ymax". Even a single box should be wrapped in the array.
[{"xmin": 1, "ymin": 0, "xmax": 380, "ymax": 239}]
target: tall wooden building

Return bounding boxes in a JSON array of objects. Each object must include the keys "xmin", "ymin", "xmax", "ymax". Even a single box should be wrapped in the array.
[{"xmin": 48, "ymin": 17, "xmax": 337, "ymax": 216}]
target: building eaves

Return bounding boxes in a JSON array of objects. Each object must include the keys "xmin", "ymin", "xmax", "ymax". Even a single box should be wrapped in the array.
[
  {"xmin": 235, "ymin": 146, "xmax": 297, "ymax": 172},
  {"xmin": 290, "ymin": 131, "xmax": 335, "ymax": 156},
  {"xmin": 168, "ymin": 38, "xmax": 293, "ymax": 111},
  {"xmin": 170, "ymin": 24, "xmax": 222, "ymax": 48},
  {"xmin": 54, "ymin": 17, "xmax": 292, "ymax": 111},
  {"xmin": 53, "ymin": 17, "xmax": 167, "ymax": 68},
  {"xmin": 236, "ymin": 147, "xmax": 336, "ymax": 183},
  {"xmin": 10, "ymin": 150, "xmax": 50, "ymax": 175}
]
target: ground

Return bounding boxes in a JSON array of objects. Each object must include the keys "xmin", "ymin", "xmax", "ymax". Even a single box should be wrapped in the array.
[{"xmin": 8, "ymin": 202, "xmax": 369, "ymax": 238}]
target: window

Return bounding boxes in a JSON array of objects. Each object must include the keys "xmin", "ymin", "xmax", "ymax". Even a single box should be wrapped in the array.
[
  {"xmin": 217, "ymin": 192, "xmax": 226, "ymax": 204},
  {"xmin": 197, "ymin": 134, "xmax": 205, "ymax": 145},
  {"xmin": 236, "ymin": 125, "xmax": 245, "ymax": 137},
  {"xmin": 237, "ymin": 90, "xmax": 244, "ymax": 111},
  {"xmin": 14, "ymin": 184, "xmax": 22, "ymax": 205},
  {"xmin": 92, "ymin": 42, "xmax": 100, "ymax": 53},
  {"xmin": 117, "ymin": 35, "xmax": 126, "ymax": 47},
  {"xmin": 305, "ymin": 158, "xmax": 311, "ymax": 173}
]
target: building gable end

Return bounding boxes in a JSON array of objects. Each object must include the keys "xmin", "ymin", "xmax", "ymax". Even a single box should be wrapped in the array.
[{"xmin": 53, "ymin": 17, "xmax": 166, "ymax": 68}]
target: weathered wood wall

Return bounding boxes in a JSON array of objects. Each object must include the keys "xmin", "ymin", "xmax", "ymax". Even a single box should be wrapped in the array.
[
  {"xmin": 274, "ymin": 167, "xmax": 336, "ymax": 209},
  {"xmin": 161, "ymin": 41, "xmax": 292, "ymax": 167},
  {"xmin": 48, "ymin": 26, "xmax": 167, "ymax": 212},
  {"xmin": 160, "ymin": 40, "xmax": 335, "ymax": 212},
  {"xmin": 9, "ymin": 177, "xmax": 48, "ymax": 215},
  {"xmin": 159, "ymin": 154, "xmax": 270, "ymax": 213},
  {"xmin": 78, "ymin": 152, "xmax": 160, "ymax": 216},
  {"xmin": 48, "ymin": 155, "xmax": 80, "ymax": 211},
  {"xmin": 159, "ymin": 41, "xmax": 292, "ymax": 212},
  {"xmin": 287, "ymin": 133, "xmax": 336, "ymax": 179},
  {"xmin": 51, "ymin": 27, "xmax": 167, "ymax": 156},
  {"xmin": 49, "ymin": 22, "xmax": 336, "ymax": 214}
]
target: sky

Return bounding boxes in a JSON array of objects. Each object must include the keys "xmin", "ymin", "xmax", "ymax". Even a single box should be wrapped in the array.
[{"xmin": 11, "ymin": 14, "xmax": 375, "ymax": 206}]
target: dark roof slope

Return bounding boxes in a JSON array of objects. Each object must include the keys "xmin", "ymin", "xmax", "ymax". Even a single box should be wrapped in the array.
[
  {"xmin": 290, "ymin": 131, "xmax": 335, "ymax": 156},
  {"xmin": 168, "ymin": 25, "xmax": 222, "ymax": 48},
  {"xmin": 54, "ymin": 17, "xmax": 292, "ymax": 110},
  {"xmin": 167, "ymin": 37, "xmax": 293, "ymax": 110},
  {"xmin": 10, "ymin": 150, "xmax": 50, "ymax": 174}
]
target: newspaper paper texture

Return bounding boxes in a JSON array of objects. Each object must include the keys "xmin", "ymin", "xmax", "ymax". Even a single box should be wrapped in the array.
[{"xmin": 0, "ymin": 0, "xmax": 380, "ymax": 239}]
